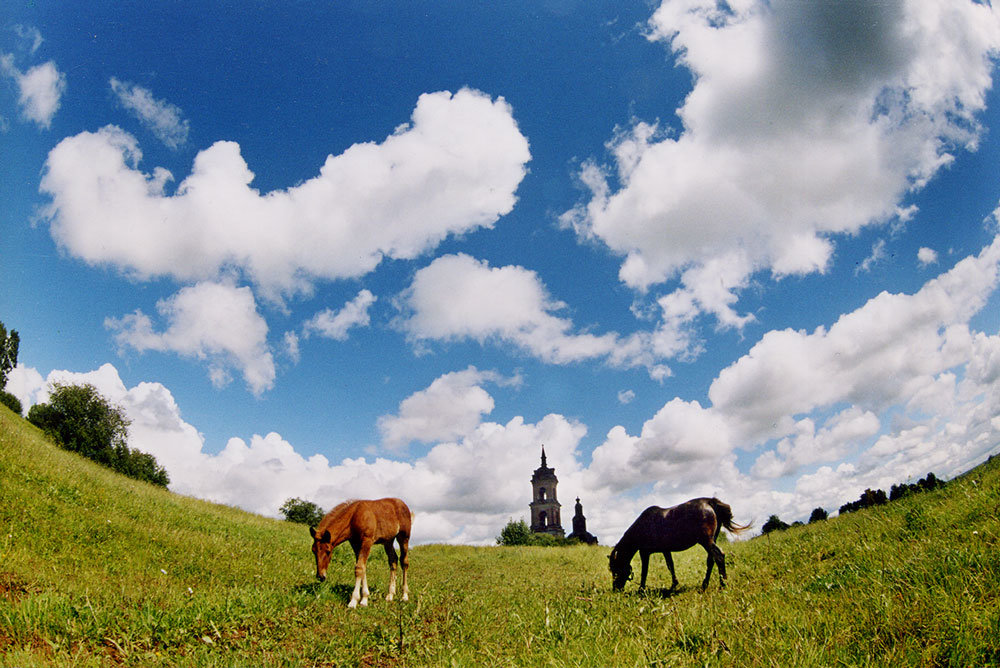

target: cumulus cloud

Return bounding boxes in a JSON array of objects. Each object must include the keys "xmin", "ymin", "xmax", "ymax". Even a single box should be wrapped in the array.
[
  {"xmin": 303, "ymin": 289, "xmax": 376, "ymax": 341},
  {"xmin": 377, "ymin": 367, "xmax": 507, "ymax": 450},
  {"xmin": 397, "ymin": 253, "xmax": 669, "ymax": 378},
  {"xmin": 40, "ymin": 88, "xmax": 531, "ymax": 299},
  {"xmin": 0, "ymin": 54, "xmax": 65, "ymax": 129},
  {"xmin": 564, "ymin": 0, "xmax": 1000, "ymax": 358},
  {"xmin": 110, "ymin": 77, "xmax": 190, "ymax": 149},
  {"xmin": 918, "ymin": 246, "xmax": 939, "ymax": 266},
  {"xmin": 711, "ymin": 235, "xmax": 1000, "ymax": 445},
  {"xmin": 617, "ymin": 389, "xmax": 635, "ymax": 404},
  {"xmin": 105, "ymin": 282, "xmax": 276, "ymax": 395}
]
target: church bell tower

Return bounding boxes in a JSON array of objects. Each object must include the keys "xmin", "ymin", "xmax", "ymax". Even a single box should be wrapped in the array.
[{"xmin": 529, "ymin": 446, "xmax": 564, "ymax": 536}]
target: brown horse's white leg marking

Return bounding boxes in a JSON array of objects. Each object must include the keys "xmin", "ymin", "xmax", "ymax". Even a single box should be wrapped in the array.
[{"xmin": 349, "ymin": 539, "xmax": 373, "ymax": 608}]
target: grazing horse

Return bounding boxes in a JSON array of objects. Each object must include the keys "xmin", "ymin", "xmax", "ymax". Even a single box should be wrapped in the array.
[
  {"xmin": 608, "ymin": 497, "xmax": 751, "ymax": 592},
  {"xmin": 310, "ymin": 498, "xmax": 412, "ymax": 609}
]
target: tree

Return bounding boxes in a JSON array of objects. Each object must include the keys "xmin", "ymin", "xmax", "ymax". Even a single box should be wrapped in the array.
[
  {"xmin": 0, "ymin": 321, "xmax": 19, "ymax": 390},
  {"xmin": 761, "ymin": 514, "xmax": 790, "ymax": 534},
  {"xmin": 280, "ymin": 498, "xmax": 325, "ymax": 526},
  {"xmin": 497, "ymin": 518, "xmax": 532, "ymax": 546},
  {"xmin": 27, "ymin": 383, "xmax": 169, "ymax": 488},
  {"xmin": 808, "ymin": 507, "xmax": 828, "ymax": 523}
]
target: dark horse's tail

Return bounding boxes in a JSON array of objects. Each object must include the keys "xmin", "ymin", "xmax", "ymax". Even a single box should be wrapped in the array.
[{"xmin": 708, "ymin": 498, "xmax": 753, "ymax": 536}]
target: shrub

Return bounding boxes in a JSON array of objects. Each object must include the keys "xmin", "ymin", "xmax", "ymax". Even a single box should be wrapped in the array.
[
  {"xmin": 0, "ymin": 390, "xmax": 22, "ymax": 415},
  {"xmin": 809, "ymin": 507, "xmax": 829, "ymax": 523},
  {"xmin": 280, "ymin": 498, "xmax": 325, "ymax": 526},
  {"xmin": 496, "ymin": 518, "xmax": 578, "ymax": 546},
  {"xmin": 761, "ymin": 514, "xmax": 790, "ymax": 534},
  {"xmin": 497, "ymin": 518, "xmax": 533, "ymax": 545}
]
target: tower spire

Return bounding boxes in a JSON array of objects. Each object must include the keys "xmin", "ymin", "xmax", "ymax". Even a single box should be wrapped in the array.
[{"xmin": 540, "ymin": 445, "xmax": 547, "ymax": 468}]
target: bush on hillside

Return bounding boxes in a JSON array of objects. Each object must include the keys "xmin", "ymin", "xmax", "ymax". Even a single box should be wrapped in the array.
[
  {"xmin": 809, "ymin": 507, "xmax": 829, "ymax": 523},
  {"xmin": 496, "ymin": 518, "xmax": 580, "ymax": 546},
  {"xmin": 0, "ymin": 390, "xmax": 22, "ymax": 415},
  {"xmin": 27, "ymin": 383, "xmax": 169, "ymax": 488},
  {"xmin": 761, "ymin": 514, "xmax": 790, "ymax": 534},
  {"xmin": 497, "ymin": 518, "xmax": 533, "ymax": 545},
  {"xmin": 280, "ymin": 497, "xmax": 325, "ymax": 526},
  {"xmin": 839, "ymin": 488, "xmax": 889, "ymax": 515}
]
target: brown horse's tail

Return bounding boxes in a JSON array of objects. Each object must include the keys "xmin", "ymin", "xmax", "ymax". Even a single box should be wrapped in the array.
[{"xmin": 709, "ymin": 498, "xmax": 753, "ymax": 535}]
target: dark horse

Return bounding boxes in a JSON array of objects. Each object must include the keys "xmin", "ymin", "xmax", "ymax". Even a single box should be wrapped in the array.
[
  {"xmin": 310, "ymin": 498, "xmax": 412, "ymax": 608},
  {"xmin": 608, "ymin": 497, "xmax": 751, "ymax": 592}
]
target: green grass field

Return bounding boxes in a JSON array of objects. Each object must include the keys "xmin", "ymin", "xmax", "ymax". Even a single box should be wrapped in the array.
[{"xmin": 2, "ymin": 404, "xmax": 999, "ymax": 667}]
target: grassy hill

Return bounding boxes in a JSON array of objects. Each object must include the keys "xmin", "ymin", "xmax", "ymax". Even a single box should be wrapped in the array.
[{"xmin": 1, "ymin": 404, "xmax": 999, "ymax": 667}]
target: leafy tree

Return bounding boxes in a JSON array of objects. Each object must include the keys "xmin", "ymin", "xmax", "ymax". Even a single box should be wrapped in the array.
[
  {"xmin": 761, "ymin": 514, "xmax": 790, "ymax": 534},
  {"xmin": 497, "ymin": 518, "xmax": 533, "ymax": 546},
  {"xmin": 280, "ymin": 497, "xmax": 325, "ymax": 526},
  {"xmin": 27, "ymin": 383, "xmax": 169, "ymax": 488},
  {"xmin": 808, "ymin": 507, "xmax": 828, "ymax": 523},
  {"xmin": 0, "ymin": 322, "xmax": 19, "ymax": 390}
]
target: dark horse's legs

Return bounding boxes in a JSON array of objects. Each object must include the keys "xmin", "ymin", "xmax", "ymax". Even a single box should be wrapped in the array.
[
  {"xmin": 700, "ymin": 541, "xmax": 727, "ymax": 590},
  {"xmin": 640, "ymin": 550, "xmax": 680, "ymax": 592},
  {"xmin": 664, "ymin": 552, "xmax": 679, "ymax": 590}
]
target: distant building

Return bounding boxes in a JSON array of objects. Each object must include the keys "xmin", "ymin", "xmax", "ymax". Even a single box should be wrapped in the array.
[
  {"xmin": 567, "ymin": 497, "xmax": 598, "ymax": 545},
  {"xmin": 529, "ymin": 446, "xmax": 564, "ymax": 537}
]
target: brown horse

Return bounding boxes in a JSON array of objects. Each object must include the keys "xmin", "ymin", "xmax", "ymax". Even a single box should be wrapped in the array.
[
  {"xmin": 608, "ymin": 497, "xmax": 751, "ymax": 592},
  {"xmin": 309, "ymin": 498, "xmax": 412, "ymax": 608}
]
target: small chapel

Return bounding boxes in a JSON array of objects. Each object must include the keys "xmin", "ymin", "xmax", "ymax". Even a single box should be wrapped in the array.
[{"xmin": 529, "ymin": 446, "xmax": 598, "ymax": 544}]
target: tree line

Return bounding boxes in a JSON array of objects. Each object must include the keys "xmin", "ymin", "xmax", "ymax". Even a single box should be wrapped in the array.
[{"xmin": 762, "ymin": 472, "xmax": 946, "ymax": 535}]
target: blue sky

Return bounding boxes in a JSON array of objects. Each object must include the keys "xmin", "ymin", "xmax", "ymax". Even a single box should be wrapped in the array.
[{"xmin": 4, "ymin": 0, "xmax": 1000, "ymax": 545}]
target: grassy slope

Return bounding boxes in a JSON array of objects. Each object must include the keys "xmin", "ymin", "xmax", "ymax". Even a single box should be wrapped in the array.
[{"xmin": 1, "ymin": 404, "xmax": 999, "ymax": 667}]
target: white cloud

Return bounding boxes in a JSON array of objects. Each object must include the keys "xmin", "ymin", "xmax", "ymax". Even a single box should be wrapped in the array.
[
  {"xmin": 40, "ymin": 88, "xmax": 531, "ymax": 299},
  {"xmin": 377, "ymin": 367, "xmax": 505, "ymax": 450},
  {"xmin": 856, "ymin": 239, "xmax": 887, "ymax": 275},
  {"xmin": 711, "ymin": 235, "xmax": 1000, "ymax": 445},
  {"xmin": 564, "ymin": 0, "xmax": 1000, "ymax": 358},
  {"xmin": 109, "ymin": 77, "xmax": 190, "ymax": 149},
  {"xmin": 617, "ymin": 389, "xmax": 635, "ymax": 404},
  {"xmin": 918, "ymin": 246, "xmax": 939, "ymax": 266},
  {"xmin": 105, "ymin": 282, "xmax": 276, "ymax": 396},
  {"xmin": 282, "ymin": 331, "xmax": 301, "ymax": 363},
  {"xmin": 751, "ymin": 408, "xmax": 881, "ymax": 479},
  {"xmin": 303, "ymin": 289, "xmax": 376, "ymax": 341},
  {"xmin": 398, "ymin": 253, "xmax": 669, "ymax": 377},
  {"xmin": 0, "ymin": 55, "xmax": 65, "ymax": 129},
  {"xmin": 12, "ymin": 25, "xmax": 43, "ymax": 54}
]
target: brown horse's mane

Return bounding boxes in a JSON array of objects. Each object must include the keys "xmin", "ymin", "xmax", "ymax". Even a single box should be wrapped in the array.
[{"xmin": 316, "ymin": 499, "xmax": 359, "ymax": 534}]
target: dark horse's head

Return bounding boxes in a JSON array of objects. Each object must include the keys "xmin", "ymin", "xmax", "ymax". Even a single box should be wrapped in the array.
[
  {"xmin": 608, "ymin": 547, "xmax": 633, "ymax": 591},
  {"xmin": 309, "ymin": 526, "xmax": 333, "ymax": 582}
]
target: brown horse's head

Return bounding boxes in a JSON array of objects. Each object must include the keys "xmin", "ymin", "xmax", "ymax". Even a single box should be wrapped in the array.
[
  {"xmin": 309, "ymin": 526, "xmax": 333, "ymax": 581},
  {"xmin": 608, "ymin": 547, "xmax": 633, "ymax": 591}
]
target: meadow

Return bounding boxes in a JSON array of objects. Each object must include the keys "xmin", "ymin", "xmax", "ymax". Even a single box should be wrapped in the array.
[{"xmin": 1, "ymin": 404, "xmax": 999, "ymax": 667}]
